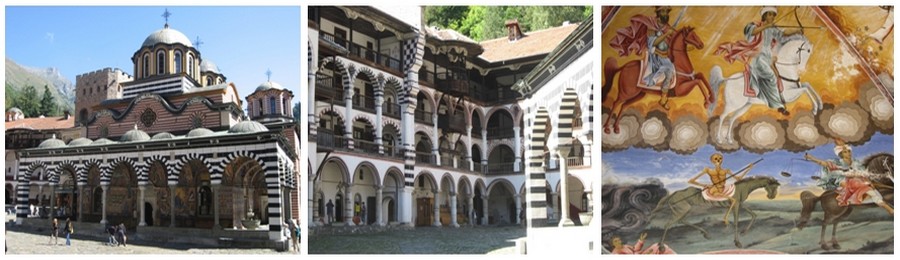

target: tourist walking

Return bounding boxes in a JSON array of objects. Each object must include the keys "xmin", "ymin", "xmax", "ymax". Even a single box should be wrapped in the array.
[
  {"xmin": 361, "ymin": 202, "xmax": 367, "ymax": 225},
  {"xmin": 106, "ymin": 225, "xmax": 118, "ymax": 246},
  {"xmin": 64, "ymin": 218, "xmax": 73, "ymax": 246},
  {"xmin": 49, "ymin": 218, "xmax": 59, "ymax": 245},
  {"xmin": 116, "ymin": 223, "xmax": 128, "ymax": 247},
  {"xmin": 326, "ymin": 199, "xmax": 335, "ymax": 224},
  {"xmin": 289, "ymin": 219, "xmax": 300, "ymax": 253}
]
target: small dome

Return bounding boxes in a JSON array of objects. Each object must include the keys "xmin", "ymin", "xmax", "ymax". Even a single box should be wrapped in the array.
[
  {"xmin": 151, "ymin": 132, "xmax": 176, "ymax": 140},
  {"xmin": 38, "ymin": 136, "xmax": 67, "ymax": 149},
  {"xmin": 200, "ymin": 60, "xmax": 220, "ymax": 74},
  {"xmin": 229, "ymin": 120, "xmax": 269, "ymax": 134},
  {"xmin": 187, "ymin": 128, "xmax": 215, "ymax": 137},
  {"xmin": 68, "ymin": 137, "xmax": 93, "ymax": 147},
  {"xmin": 120, "ymin": 128, "xmax": 151, "ymax": 142},
  {"xmin": 92, "ymin": 138, "xmax": 116, "ymax": 145},
  {"xmin": 255, "ymin": 81, "xmax": 284, "ymax": 92},
  {"xmin": 142, "ymin": 26, "xmax": 193, "ymax": 48}
]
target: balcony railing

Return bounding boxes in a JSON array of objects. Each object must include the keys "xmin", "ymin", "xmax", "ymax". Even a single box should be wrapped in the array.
[
  {"xmin": 438, "ymin": 115, "xmax": 466, "ymax": 133},
  {"xmin": 487, "ymin": 127, "xmax": 515, "ymax": 139},
  {"xmin": 320, "ymin": 31, "xmax": 403, "ymax": 73},
  {"xmin": 383, "ymin": 101, "xmax": 401, "ymax": 119},
  {"xmin": 315, "ymin": 74, "xmax": 344, "ymax": 102},
  {"xmin": 567, "ymin": 157, "xmax": 585, "ymax": 167},
  {"xmin": 484, "ymin": 88, "xmax": 521, "ymax": 102},
  {"xmin": 486, "ymin": 162, "xmax": 516, "ymax": 175},
  {"xmin": 355, "ymin": 139, "xmax": 379, "ymax": 154},
  {"xmin": 415, "ymin": 152, "xmax": 435, "ymax": 164},
  {"xmin": 317, "ymin": 130, "xmax": 348, "ymax": 149},
  {"xmin": 440, "ymin": 156, "xmax": 453, "ymax": 167},
  {"xmin": 352, "ymin": 94, "xmax": 376, "ymax": 112},
  {"xmin": 384, "ymin": 145, "xmax": 403, "ymax": 159},
  {"xmin": 473, "ymin": 162, "xmax": 484, "ymax": 173},
  {"xmin": 415, "ymin": 110, "xmax": 434, "ymax": 125},
  {"xmin": 457, "ymin": 160, "xmax": 470, "ymax": 171},
  {"xmin": 471, "ymin": 128, "xmax": 482, "ymax": 138}
]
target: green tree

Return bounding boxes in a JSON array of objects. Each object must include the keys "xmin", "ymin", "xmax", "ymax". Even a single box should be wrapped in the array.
[
  {"xmin": 17, "ymin": 85, "xmax": 40, "ymax": 117},
  {"xmin": 293, "ymin": 102, "xmax": 302, "ymax": 125},
  {"xmin": 5, "ymin": 84, "xmax": 20, "ymax": 110},
  {"xmin": 424, "ymin": 6, "xmax": 591, "ymax": 42},
  {"xmin": 40, "ymin": 85, "xmax": 58, "ymax": 117}
]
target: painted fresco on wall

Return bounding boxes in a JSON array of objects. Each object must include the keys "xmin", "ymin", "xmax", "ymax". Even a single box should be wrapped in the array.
[{"xmin": 601, "ymin": 6, "xmax": 893, "ymax": 254}]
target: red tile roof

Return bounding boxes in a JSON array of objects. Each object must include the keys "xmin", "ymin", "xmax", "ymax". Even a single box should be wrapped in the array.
[
  {"xmin": 478, "ymin": 23, "xmax": 580, "ymax": 63},
  {"xmin": 5, "ymin": 116, "xmax": 74, "ymax": 131}
]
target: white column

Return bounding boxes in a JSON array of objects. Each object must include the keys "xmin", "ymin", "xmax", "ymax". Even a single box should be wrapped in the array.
[
  {"xmin": 308, "ymin": 179, "xmax": 316, "ymax": 227},
  {"xmin": 376, "ymin": 186, "xmax": 384, "ymax": 226},
  {"xmin": 212, "ymin": 185, "xmax": 220, "ymax": 229},
  {"xmin": 449, "ymin": 192, "xmax": 459, "ymax": 227},
  {"xmin": 375, "ymin": 95, "xmax": 384, "ymax": 155},
  {"xmin": 344, "ymin": 185, "xmax": 354, "ymax": 226},
  {"xmin": 432, "ymin": 192, "xmax": 441, "ymax": 227},
  {"xmin": 513, "ymin": 126, "xmax": 521, "ymax": 172},
  {"xmin": 49, "ymin": 184, "xmax": 56, "ymax": 219},
  {"xmin": 100, "ymin": 185, "xmax": 109, "ymax": 225},
  {"xmin": 139, "ymin": 185, "xmax": 147, "ymax": 226},
  {"xmin": 169, "ymin": 184, "xmax": 176, "ymax": 227},
  {"xmin": 467, "ymin": 195, "xmax": 475, "ymax": 226},
  {"xmin": 77, "ymin": 184, "xmax": 84, "ymax": 222},
  {"xmin": 481, "ymin": 130, "xmax": 488, "ymax": 173},
  {"xmin": 481, "ymin": 197, "xmax": 489, "ymax": 225},
  {"xmin": 400, "ymin": 187, "xmax": 414, "ymax": 226},
  {"xmin": 558, "ymin": 149, "xmax": 573, "ymax": 227},
  {"xmin": 344, "ymin": 87, "xmax": 355, "ymax": 148},
  {"xmin": 466, "ymin": 127, "xmax": 474, "ymax": 171},
  {"xmin": 432, "ymin": 113, "xmax": 440, "ymax": 166},
  {"xmin": 514, "ymin": 194, "xmax": 522, "ymax": 225}
]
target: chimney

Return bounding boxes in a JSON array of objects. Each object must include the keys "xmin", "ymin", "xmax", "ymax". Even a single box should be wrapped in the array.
[{"xmin": 506, "ymin": 19, "xmax": 524, "ymax": 41}]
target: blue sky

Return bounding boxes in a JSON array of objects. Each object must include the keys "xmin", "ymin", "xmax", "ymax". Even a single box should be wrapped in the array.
[
  {"xmin": 602, "ymin": 133, "xmax": 893, "ymax": 192},
  {"xmin": 5, "ymin": 6, "xmax": 300, "ymax": 105}
]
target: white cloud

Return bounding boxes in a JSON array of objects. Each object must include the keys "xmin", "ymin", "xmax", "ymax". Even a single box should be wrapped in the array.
[{"xmin": 45, "ymin": 32, "xmax": 54, "ymax": 44}]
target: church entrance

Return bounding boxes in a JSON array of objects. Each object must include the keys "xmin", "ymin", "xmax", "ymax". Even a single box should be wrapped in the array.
[{"xmin": 416, "ymin": 197, "xmax": 433, "ymax": 226}]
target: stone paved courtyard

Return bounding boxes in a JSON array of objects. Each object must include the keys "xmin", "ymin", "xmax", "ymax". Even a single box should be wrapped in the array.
[
  {"xmin": 309, "ymin": 226, "xmax": 525, "ymax": 254},
  {"xmin": 5, "ymin": 215, "xmax": 297, "ymax": 254}
]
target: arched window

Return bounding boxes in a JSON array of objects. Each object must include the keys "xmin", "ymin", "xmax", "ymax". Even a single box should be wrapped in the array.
[
  {"xmin": 174, "ymin": 51, "xmax": 182, "ymax": 74},
  {"xmin": 269, "ymin": 97, "xmax": 277, "ymax": 115},
  {"xmin": 284, "ymin": 98, "xmax": 290, "ymax": 117},
  {"xmin": 156, "ymin": 51, "xmax": 165, "ymax": 75},
  {"xmin": 188, "ymin": 54, "xmax": 194, "ymax": 78},
  {"xmin": 206, "ymin": 77, "xmax": 213, "ymax": 86},
  {"xmin": 258, "ymin": 98, "xmax": 263, "ymax": 117},
  {"xmin": 198, "ymin": 186, "xmax": 212, "ymax": 215},
  {"xmin": 142, "ymin": 54, "xmax": 150, "ymax": 78}
]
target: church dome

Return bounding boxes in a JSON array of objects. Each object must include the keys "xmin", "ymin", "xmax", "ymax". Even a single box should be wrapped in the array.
[
  {"xmin": 228, "ymin": 120, "xmax": 269, "ymax": 134},
  {"xmin": 120, "ymin": 128, "xmax": 151, "ymax": 142},
  {"xmin": 187, "ymin": 128, "xmax": 215, "ymax": 137},
  {"xmin": 68, "ymin": 137, "xmax": 93, "ymax": 147},
  {"xmin": 142, "ymin": 26, "xmax": 193, "ymax": 48},
  {"xmin": 151, "ymin": 132, "xmax": 176, "ymax": 140},
  {"xmin": 200, "ymin": 60, "xmax": 220, "ymax": 74},
  {"xmin": 92, "ymin": 138, "xmax": 116, "ymax": 145},
  {"xmin": 38, "ymin": 136, "xmax": 67, "ymax": 149},
  {"xmin": 255, "ymin": 81, "xmax": 284, "ymax": 92}
]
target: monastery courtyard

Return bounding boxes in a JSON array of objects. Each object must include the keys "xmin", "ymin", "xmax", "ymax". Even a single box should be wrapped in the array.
[
  {"xmin": 309, "ymin": 226, "xmax": 524, "ymax": 254},
  {"xmin": 5, "ymin": 215, "xmax": 296, "ymax": 254}
]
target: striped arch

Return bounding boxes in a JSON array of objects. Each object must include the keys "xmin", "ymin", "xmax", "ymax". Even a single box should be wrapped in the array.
[
  {"xmin": 484, "ymin": 106, "xmax": 513, "ymax": 126},
  {"xmin": 558, "ymin": 87, "xmax": 579, "ymax": 144},
  {"xmin": 25, "ymin": 161, "xmax": 48, "ymax": 181},
  {"xmin": 82, "ymin": 158, "xmax": 104, "ymax": 185},
  {"xmin": 108, "ymin": 157, "xmax": 139, "ymax": 183},
  {"xmin": 219, "ymin": 150, "xmax": 266, "ymax": 185},
  {"xmin": 46, "ymin": 163, "xmax": 60, "ymax": 185},
  {"xmin": 173, "ymin": 153, "xmax": 212, "ymax": 185},
  {"xmin": 143, "ymin": 154, "xmax": 169, "ymax": 186},
  {"xmin": 15, "ymin": 162, "xmax": 47, "ymax": 221},
  {"xmin": 356, "ymin": 66, "xmax": 378, "ymax": 86},
  {"xmin": 528, "ymin": 107, "xmax": 551, "ymax": 227},
  {"xmin": 320, "ymin": 56, "xmax": 355, "ymax": 93}
]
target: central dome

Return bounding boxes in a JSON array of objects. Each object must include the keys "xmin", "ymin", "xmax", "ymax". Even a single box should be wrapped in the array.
[
  {"xmin": 142, "ymin": 26, "xmax": 193, "ymax": 48},
  {"xmin": 255, "ymin": 81, "xmax": 284, "ymax": 92}
]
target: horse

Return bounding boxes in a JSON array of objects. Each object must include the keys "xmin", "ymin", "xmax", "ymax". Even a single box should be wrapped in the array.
[
  {"xmin": 649, "ymin": 176, "xmax": 781, "ymax": 248},
  {"xmin": 708, "ymin": 35, "xmax": 824, "ymax": 144},
  {"xmin": 602, "ymin": 26, "xmax": 713, "ymax": 134},
  {"xmin": 797, "ymin": 154, "xmax": 894, "ymax": 251}
]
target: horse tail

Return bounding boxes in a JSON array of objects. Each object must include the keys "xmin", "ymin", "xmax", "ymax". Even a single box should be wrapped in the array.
[
  {"xmin": 602, "ymin": 57, "xmax": 621, "ymax": 103},
  {"xmin": 707, "ymin": 65, "xmax": 724, "ymax": 117},
  {"xmin": 797, "ymin": 190, "xmax": 819, "ymax": 230}
]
